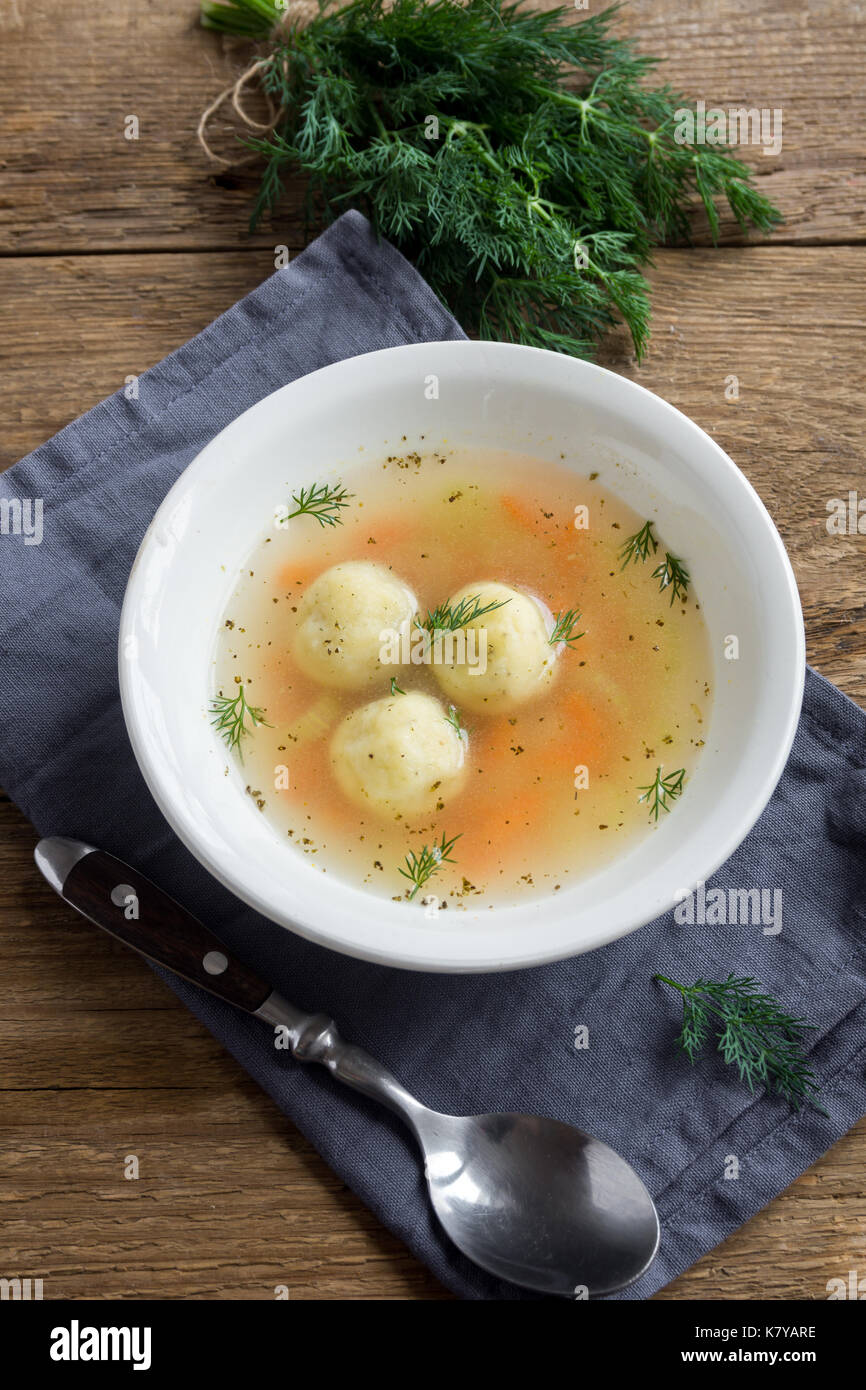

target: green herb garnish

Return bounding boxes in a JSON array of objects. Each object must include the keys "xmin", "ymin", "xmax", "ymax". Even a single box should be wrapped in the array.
[
  {"xmin": 399, "ymin": 831, "xmax": 461, "ymax": 901},
  {"xmin": 549, "ymin": 609, "xmax": 584, "ymax": 648},
  {"xmin": 389, "ymin": 676, "xmax": 406, "ymax": 696},
  {"xmin": 421, "ymin": 593, "xmax": 510, "ymax": 634},
  {"xmin": 199, "ymin": 0, "xmax": 780, "ymax": 361},
  {"xmin": 445, "ymin": 704, "xmax": 463, "ymax": 734},
  {"xmin": 620, "ymin": 522, "xmax": 689, "ymax": 601},
  {"xmin": 286, "ymin": 481, "xmax": 353, "ymax": 528},
  {"xmin": 209, "ymin": 684, "xmax": 272, "ymax": 760},
  {"xmin": 654, "ymin": 974, "xmax": 825, "ymax": 1112},
  {"xmin": 638, "ymin": 765, "xmax": 686, "ymax": 821},
  {"xmin": 653, "ymin": 552, "xmax": 690, "ymax": 604},
  {"xmin": 619, "ymin": 520, "xmax": 659, "ymax": 569}
]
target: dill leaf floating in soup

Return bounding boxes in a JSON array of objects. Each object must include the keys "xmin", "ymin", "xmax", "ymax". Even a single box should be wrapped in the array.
[
  {"xmin": 399, "ymin": 831, "xmax": 462, "ymax": 901},
  {"xmin": 619, "ymin": 520, "xmax": 690, "ymax": 604},
  {"xmin": 549, "ymin": 609, "xmax": 584, "ymax": 649},
  {"xmin": 286, "ymin": 481, "xmax": 353, "ymax": 528},
  {"xmin": 619, "ymin": 520, "xmax": 659, "ymax": 570},
  {"xmin": 653, "ymin": 552, "xmax": 691, "ymax": 605},
  {"xmin": 445, "ymin": 704, "xmax": 463, "ymax": 735},
  {"xmin": 637, "ymin": 766, "xmax": 686, "ymax": 822},
  {"xmin": 209, "ymin": 684, "xmax": 272, "ymax": 761},
  {"xmin": 421, "ymin": 592, "xmax": 511, "ymax": 634}
]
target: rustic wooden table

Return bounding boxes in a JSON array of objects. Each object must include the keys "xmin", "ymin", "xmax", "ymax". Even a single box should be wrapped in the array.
[{"xmin": 1, "ymin": 0, "xmax": 864, "ymax": 1300}]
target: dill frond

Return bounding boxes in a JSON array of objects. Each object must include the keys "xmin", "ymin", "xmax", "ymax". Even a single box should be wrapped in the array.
[
  {"xmin": 655, "ymin": 973, "xmax": 825, "ymax": 1112},
  {"xmin": 637, "ymin": 765, "xmax": 685, "ymax": 821},
  {"xmin": 287, "ymin": 481, "xmax": 353, "ymax": 528},
  {"xmin": 421, "ymin": 592, "xmax": 510, "ymax": 633},
  {"xmin": 619, "ymin": 520, "xmax": 659, "ymax": 569},
  {"xmin": 549, "ymin": 608, "xmax": 584, "ymax": 648},
  {"xmin": 209, "ymin": 684, "xmax": 272, "ymax": 760},
  {"xmin": 445, "ymin": 704, "xmax": 463, "ymax": 734},
  {"xmin": 399, "ymin": 830, "xmax": 462, "ymax": 900},
  {"xmin": 652, "ymin": 551, "xmax": 690, "ymax": 604}
]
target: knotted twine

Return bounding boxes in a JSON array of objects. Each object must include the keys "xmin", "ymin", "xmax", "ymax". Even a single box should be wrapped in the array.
[
  {"xmin": 196, "ymin": 2, "xmax": 321, "ymax": 167},
  {"xmin": 197, "ymin": 1, "xmax": 396, "ymax": 168}
]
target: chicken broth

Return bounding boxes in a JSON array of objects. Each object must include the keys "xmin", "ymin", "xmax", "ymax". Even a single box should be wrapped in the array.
[{"xmin": 212, "ymin": 448, "xmax": 712, "ymax": 908}]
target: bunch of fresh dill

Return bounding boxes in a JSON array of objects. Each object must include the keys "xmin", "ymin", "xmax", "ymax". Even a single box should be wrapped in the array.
[{"xmin": 200, "ymin": 0, "xmax": 780, "ymax": 359}]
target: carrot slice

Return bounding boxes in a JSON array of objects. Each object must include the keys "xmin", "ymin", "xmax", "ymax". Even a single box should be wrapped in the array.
[
  {"xmin": 276, "ymin": 556, "xmax": 330, "ymax": 590},
  {"xmin": 360, "ymin": 520, "xmax": 418, "ymax": 550},
  {"xmin": 500, "ymin": 494, "xmax": 539, "ymax": 532}
]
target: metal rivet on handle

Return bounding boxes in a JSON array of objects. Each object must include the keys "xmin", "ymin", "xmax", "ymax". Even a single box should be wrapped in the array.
[
  {"xmin": 111, "ymin": 883, "xmax": 137, "ymax": 907},
  {"xmin": 203, "ymin": 951, "xmax": 229, "ymax": 976}
]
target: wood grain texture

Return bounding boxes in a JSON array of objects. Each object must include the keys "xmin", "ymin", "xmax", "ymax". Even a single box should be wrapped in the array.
[
  {"xmin": 1, "ymin": 0, "xmax": 865, "ymax": 1302},
  {"xmin": 0, "ymin": 0, "xmax": 863, "ymax": 254}
]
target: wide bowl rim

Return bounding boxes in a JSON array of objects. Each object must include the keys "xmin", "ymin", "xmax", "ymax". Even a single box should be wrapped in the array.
[{"xmin": 118, "ymin": 340, "xmax": 806, "ymax": 973}]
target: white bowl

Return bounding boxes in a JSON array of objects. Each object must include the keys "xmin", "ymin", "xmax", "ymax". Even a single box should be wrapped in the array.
[{"xmin": 119, "ymin": 342, "xmax": 804, "ymax": 973}]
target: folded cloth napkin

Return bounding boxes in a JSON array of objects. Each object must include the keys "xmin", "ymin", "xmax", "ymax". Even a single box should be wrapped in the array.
[{"xmin": 2, "ymin": 209, "xmax": 865, "ymax": 1301}]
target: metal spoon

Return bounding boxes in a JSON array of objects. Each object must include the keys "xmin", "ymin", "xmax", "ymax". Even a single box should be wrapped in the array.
[{"xmin": 35, "ymin": 835, "xmax": 660, "ymax": 1298}]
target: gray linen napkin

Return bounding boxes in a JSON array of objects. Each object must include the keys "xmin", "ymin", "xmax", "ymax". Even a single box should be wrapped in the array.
[{"xmin": 1, "ymin": 209, "xmax": 864, "ymax": 1300}]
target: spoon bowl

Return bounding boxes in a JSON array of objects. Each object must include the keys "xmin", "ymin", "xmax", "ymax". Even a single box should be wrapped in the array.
[{"xmin": 417, "ymin": 1110, "xmax": 660, "ymax": 1297}]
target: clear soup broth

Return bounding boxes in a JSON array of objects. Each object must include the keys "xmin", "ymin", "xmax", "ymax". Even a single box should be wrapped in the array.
[{"xmin": 213, "ymin": 448, "xmax": 712, "ymax": 910}]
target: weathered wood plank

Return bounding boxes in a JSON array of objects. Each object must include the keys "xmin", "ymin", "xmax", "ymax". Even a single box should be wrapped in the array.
[
  {"xmin": 0, "ymin": 249, "xmax": 277, "ymax": 466},
  {"xmin": 0, "ymin": 0, "xmax": 861, "ymax": 254}
]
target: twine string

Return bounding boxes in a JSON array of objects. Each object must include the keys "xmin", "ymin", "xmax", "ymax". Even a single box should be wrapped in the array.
[
  {"xmin": 196, "ymin": 59, "xmax": 276, "ymax": 167},
  {"xmin": 197, "ymin": 1, "xmax": 321, "ymax": 168},
  {"xmin": 196, "ymin": 0, "xmax": 400, "ymax": 168}
]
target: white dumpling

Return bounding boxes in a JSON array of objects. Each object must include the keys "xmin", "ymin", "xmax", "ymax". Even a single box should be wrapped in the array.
[
  {"xmin": 292, "ymin": 561, "xmax": 417, "ymax": 691},
  {"xmin": 330, "ymin": 691, "xmax": 466, "ymax": 819},
  {"xmin": 431, "ymin": 581, "xmax": 555, "ymax": 713}
]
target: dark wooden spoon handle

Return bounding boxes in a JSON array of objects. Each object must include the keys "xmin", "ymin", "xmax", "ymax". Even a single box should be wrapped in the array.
[{"xmin": 40, "ymin": 838, "xmax": 272, "ymax": 1014}]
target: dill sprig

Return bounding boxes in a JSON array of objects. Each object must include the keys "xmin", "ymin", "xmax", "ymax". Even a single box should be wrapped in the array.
[
  {"xmin": 445, "ymin": 704, "xmax": 463, "ymax": 734},
  {"xmin": 637, "ymin": 765, "xmax": 685, "ymax": 821},
  {"xmin": 654, "ymin": 973, "xmax": 825, "ymax": 1112},
  {"xmin": 653, "ymin": 551, "xmax": 690, "ymax": 604},
  {"xmin": 549, "ymin": 608, "xmax": 584, "ymax": 648},
  {"xmin": 421, "ymin": 593, "xmax": 510, "ymax": 633},
  {"xmin": 209, "ymin": 684, "xmax": 272, "ymax": 760},
  {"xmin": 199, "ymin": 0, "xmax": 781, "ymax": 361},
  {"xmin": 389, "ymin": 676, "xmax": 406, "ymax": 696},
  {"xmin": 619, "ymin": 521, "xmax": 689, "ymax": 601},
  {"xmin": 619, "ymin": 519, "xmax": 659, "ymax": 569},
  {"xmin": 287, "ymin": 481, "xmax": 353, "ymax": 528},
  {"xmin": 399, "ymin": 830, "xmax": 462, "ymax": 901}
]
